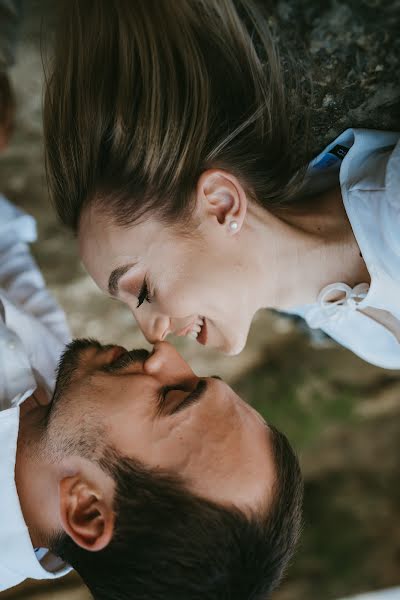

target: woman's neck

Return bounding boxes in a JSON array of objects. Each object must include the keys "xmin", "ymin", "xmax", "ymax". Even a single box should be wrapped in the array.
[{"xmin": 247, "ymin": 186, "xmax": 370, "ymax": 310}]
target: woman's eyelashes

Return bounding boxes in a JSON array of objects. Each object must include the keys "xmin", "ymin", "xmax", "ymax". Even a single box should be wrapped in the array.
[{"xmin": 136, "ymin": 278, "xmax": 152, "ymax": 308}]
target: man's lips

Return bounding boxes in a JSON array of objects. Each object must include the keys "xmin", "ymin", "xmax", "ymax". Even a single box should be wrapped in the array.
[
  {"xmin": 110, "ymin": 345, "xmax": 127, "ymax": 362},
  {"xmin": 104, "ymin": 347, "xmax": 151, "ymax": 372}
]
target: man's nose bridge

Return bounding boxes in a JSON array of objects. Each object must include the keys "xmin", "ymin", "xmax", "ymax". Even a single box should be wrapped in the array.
[
  {"xmin": 143, "ymin": 341, "xmax": 171, "ymax": 374},
  {"xmin": 145, "ymin": 341, "xmax": 194, "ymax": 380}
]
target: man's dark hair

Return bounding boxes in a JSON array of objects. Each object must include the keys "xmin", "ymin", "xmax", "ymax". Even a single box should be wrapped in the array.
[{"xmin": 52, "ymin": 426, "xmax": 303, "ymax": 600}]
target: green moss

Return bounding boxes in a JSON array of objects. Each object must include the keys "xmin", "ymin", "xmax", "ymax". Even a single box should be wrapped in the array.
[{"xmin": 235, "ymin": 357, "xmax": 359, "ymax": 449}]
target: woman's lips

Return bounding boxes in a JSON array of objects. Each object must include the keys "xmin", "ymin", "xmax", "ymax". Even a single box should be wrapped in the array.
[
  {"xmin": 174, "ymin": 317, "xmax": 207, "ymax": 343},
  {"xmin": 176, "ymin": 317, "xmax": 204, "ymax": 339},
  {"xmin": 197, "ymin": 318, "xmax": 208, "ymax": 345},
  {"xmin": 176, "ymin": 320, "xmax": 197, "ymax": 337}
]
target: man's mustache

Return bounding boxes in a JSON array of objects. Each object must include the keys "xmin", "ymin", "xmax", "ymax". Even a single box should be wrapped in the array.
[
  {"xmin": 50, "ymin": 340, "xmax": 150, "ymax": 415},
  {"xmin": 101, "ymin": 348, "xmax": 151, "ymax": 372}
]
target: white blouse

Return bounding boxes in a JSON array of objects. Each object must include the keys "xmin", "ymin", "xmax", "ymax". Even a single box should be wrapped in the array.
[
  {"xmin": 0, "ymin": 195, "xmax": 71, "ymax": 590},
  {"xmin": 289, "ymin": 129, "xmax": 400, "ymax": 369}
]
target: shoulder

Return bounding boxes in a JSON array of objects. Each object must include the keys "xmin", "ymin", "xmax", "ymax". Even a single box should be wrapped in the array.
[
  {"xmin": 340, "ymin": 130, "xmax": 400, "ymax": 272},
  {"xmin": 340, "ymin": 129, "xmax": 400, "ymax": 194},
  {"xmin": 300, "ymin": 305, "xmax": 400, "ymax": 369},
  {"xmin": 385, "ymin": 137, "xmax": 400, "ymax": 208}
]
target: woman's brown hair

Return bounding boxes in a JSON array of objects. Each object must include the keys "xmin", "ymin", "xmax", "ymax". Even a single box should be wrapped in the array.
[{"xmin": 44, "ymin": 0, "xmax": 308, "ymax": 231}]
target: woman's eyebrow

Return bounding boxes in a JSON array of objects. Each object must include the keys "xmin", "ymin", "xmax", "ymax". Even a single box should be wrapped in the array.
[{"xmin": 108, "ymin": 263, "xmax": 136, "ymax": 296}]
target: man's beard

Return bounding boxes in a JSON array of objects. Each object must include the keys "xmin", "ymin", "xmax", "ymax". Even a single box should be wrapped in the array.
[{"xmin": 48, "ymin": 338, "xmax": 150, "ymax": 420}]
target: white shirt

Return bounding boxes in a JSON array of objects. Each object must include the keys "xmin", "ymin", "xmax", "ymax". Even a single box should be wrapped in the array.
[
  {"xmin": 338, "ymin": 589, "xmax": 400, "ymax": 600},
  {"xmin": 289, "ymin": 129, "xmax": 400, "ymax": 369},
  {"xmin": 0, "ymin": 195, "xmax": 71, "ymax": 591}
]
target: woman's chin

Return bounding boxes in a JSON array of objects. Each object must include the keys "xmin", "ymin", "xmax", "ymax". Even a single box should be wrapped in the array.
[
  {"xmin": 218, "ymin": 335, "xmax": 247, "ymax": 356},
  {"xmin": 224, "ymin": 342, "xmax": 245, "ymax": 356},
  {"xmin": 199, "ymin": 320, "xmax": 248, "ymax": 355}
]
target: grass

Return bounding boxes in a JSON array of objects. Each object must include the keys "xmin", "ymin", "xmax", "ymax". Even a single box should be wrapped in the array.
[{"xmin": 234, "ymin": 336, "xmax": 400, "ymax": 599}]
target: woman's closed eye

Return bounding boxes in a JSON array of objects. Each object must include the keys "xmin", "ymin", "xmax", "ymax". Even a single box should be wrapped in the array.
[{"xmin": 136, "ymin": 278, "xmax": 152, "ymax": 308}]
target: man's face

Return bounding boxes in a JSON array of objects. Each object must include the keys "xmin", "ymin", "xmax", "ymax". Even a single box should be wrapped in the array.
[{"xmin": 48, "ymin": 340, "xmax": 275, "ymax": 510}]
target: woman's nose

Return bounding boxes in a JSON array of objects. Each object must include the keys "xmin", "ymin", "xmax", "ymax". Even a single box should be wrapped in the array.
[{"xmin": 135, "ymin": 310, "xmax": 170, "ymax": 344}]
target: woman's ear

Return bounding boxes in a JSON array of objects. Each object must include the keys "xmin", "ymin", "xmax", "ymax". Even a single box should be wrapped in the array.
[
  {"xmin": 196, "ymin": 169, "xmax": 247, "ymax": 234},
  {"xmin": 59, "ymin": 474, "xmax": 115, "ymax": 552}
]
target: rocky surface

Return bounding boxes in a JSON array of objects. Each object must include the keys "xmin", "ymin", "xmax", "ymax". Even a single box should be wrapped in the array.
[
  {"xmin": 1, "ymin": 1, "xmax": 399, "ymax": 599},
  {"xmin": 275, "ymin": 0, "xmax": 400, "ymax": 153}
]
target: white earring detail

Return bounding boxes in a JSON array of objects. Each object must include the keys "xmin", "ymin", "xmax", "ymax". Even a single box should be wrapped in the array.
[{"xmin": 229, "ymin": 220, "xmax": 238, "ymax": 232}]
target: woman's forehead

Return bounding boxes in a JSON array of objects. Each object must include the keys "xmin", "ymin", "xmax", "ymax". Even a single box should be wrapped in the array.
[{"xmin": 78, "ymin": 210, "xmax": 168, "ymax": 289}]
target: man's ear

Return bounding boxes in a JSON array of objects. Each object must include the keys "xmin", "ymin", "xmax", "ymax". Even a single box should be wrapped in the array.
[
  {"xmin": 196, "ymin": 169, "xmax": 247, "ymax": 234},
  {"xmin": 59, "ymin": 475, "xmax": 115, "ymax": 552}
]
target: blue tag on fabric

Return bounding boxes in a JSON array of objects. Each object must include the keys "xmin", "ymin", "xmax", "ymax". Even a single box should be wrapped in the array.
[
  {"xmin": 329, "ymin": 144, "xmax": 349, "ymax": 160},
  {"xmin": 311, "ymin": 143, "xmax": 350, "ymax": 170}
]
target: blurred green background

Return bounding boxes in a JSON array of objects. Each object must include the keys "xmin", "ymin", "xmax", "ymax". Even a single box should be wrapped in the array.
[{"xmin": 1, "ymin": 1, "xmax": 399, "ymax": 598}]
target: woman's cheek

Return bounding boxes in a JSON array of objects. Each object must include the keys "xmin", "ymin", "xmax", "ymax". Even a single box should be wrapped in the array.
[{"xmin": 158, "ymin": 286, "xmax": 197, "ymax": 316}]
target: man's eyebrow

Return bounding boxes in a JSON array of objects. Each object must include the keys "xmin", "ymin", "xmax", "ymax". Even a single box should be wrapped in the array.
[{"xmin": 108, "ymin": 263, "xmax": 136, "ymax": 296}]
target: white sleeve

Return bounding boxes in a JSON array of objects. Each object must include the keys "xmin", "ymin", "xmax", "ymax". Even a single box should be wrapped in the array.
[
  {"xmin": 378, "ymin": 137, "xmax": 400, "ymax": 260},
  {"xmin": 386, "ymin": 138, "xmax": 400, "ymax": 209},
  {"xmin": 0, "ymin": 195, "xmax": 71, "ymax": 344}
]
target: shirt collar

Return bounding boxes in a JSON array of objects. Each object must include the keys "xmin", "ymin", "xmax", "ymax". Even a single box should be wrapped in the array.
[{"xmin": 0, "ymin": 406, "xmax": 70, "ymax": 588}]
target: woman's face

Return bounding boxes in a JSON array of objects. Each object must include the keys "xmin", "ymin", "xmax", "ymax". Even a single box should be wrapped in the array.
[{"xmin": 79, "ymin": 200, "xmax": 260, "ymax": 355}]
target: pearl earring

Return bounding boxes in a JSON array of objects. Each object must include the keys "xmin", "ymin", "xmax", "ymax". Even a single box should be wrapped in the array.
[{"xmin": 229, "ymin": 220, "xmax": 238, "ymax": 232}]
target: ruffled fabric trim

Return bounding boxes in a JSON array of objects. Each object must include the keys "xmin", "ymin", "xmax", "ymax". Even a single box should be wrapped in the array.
[{"xmin": 305, "ymin": 282, "xmax": 369, "ymax": 329}]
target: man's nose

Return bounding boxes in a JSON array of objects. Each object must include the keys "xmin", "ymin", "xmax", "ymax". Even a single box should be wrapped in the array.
[
  {"xmin": 144, "ymin": 341, "xmax": 197, "ymax": 382},
  {"xmin": 134, "ymin": 310, "xmax": 170, "ymax": 344}
]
